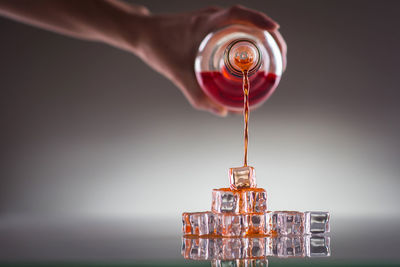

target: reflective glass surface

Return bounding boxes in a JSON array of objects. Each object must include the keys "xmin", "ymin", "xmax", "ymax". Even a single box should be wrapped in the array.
[{"xmin": 0, "ymin": 216, "xmax": 399, "ymax": 266}]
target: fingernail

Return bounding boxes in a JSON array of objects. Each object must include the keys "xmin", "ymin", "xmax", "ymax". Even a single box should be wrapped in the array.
[
  {"xmin": 266, "ymin": 19, "xmax": 279, "ymax": 30},
  {"xmin": 269, "ymin": 21, "xmax": 279, "ymax": 30},
  {"xmin": 213, "ymin": 107, "xmax": 228, "ymax": 117}
]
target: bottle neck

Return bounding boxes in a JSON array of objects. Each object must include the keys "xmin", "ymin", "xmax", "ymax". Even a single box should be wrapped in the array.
[{"xmin": 224, "ymin": 39, "xmax": 262, "ymax": 77}]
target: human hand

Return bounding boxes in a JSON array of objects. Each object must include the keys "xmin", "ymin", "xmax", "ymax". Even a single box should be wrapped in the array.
[
  {"xmin": 125, "ymin": 5, "xmax": 287, "ymax": 116},
  {"xmin": 0, "ymin": 1, "xmax": 286, "ymax": 116}
]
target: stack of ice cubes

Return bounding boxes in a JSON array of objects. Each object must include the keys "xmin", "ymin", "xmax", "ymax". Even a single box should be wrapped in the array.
[{"xmin": 182, "ymin": 166, "xmax": 330, "ymax": 238}]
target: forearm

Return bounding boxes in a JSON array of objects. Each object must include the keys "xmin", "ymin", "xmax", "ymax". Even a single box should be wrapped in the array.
[{"xmin": 0, "ymin": 0, "xmax": 148, "ymax": 51}]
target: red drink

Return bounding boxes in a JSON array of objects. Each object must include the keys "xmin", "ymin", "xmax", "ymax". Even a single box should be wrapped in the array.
[{"xmin": 197, "ymin": 71, "xmax": 280, "ymax": 111}]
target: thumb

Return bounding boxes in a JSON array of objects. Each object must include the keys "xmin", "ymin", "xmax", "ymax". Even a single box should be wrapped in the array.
[
  {"xmin": 211, "ymin": 5, "xmax": 279, "ymax": 31},
  {"xmin": 200, "ymin": 96, "xmax": 229, "ymax": 117}
]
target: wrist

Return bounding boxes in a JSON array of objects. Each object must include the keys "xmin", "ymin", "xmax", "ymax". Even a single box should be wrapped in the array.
[{"xmin": 95, "ymin": 1, "xmax": 149, "ymax": 54}]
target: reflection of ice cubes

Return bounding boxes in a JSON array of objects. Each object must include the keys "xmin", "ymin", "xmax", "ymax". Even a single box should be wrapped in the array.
[
  {"xmin": 272, "ymin": 211, "xmax": 304, "ymax": 235},
  {"xmin": 272, "ymin": 236, "xmax": 305, "ymax": 258},
  {"xmin": 182, "ymin": 236, "xmax": 330, "ymax": 260},
  {"xmin": 305, "ymin": 212, "xmax": 330, "ymax": 234},
  {"xmin": 199, "ymin": 238, "xmax": 209, "ymax": 259},
  {"xmin": 248, "ymin": 237, "xmax": 264, "ymax": 258},
  {"xmin": 212, "ymin": 259, "xmax": 268, "ymax": 267},
  {"xmin": 305, "ymin": 236, "xmax": 331, "ymax": 257},
  {"xmin": 223, "ymin": 238, "xmax": 243, "ymax": 260},
  {"xmin": 189, "ymin": 238, "xmax": 200, "ymax": 260}
]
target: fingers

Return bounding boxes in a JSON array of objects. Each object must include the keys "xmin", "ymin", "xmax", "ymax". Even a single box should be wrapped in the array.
[
  {"xmin": 111, "ymin": 1, "xmax": 151, "ymax": 16},
  {"xmin": 269, "ymin": 30, "xmax": 287, "ymax": 71},
  {"xmin": 173, "ymin": 72, "xmax": 228, "ymax": 116},
  {"xmin": 137, "ymin": 5, "xmax": 150, "ymax": 16},
  {"xmin": 211, "ymin": 5, "xmax": 279, "ymax": 31},
  {"xmin": 177, "ymin": 77, "xmax": 228, "ymax": 117},
  {"xmin": 188, "ymin": 93, "xmax": 228, "ymax": 117},
  {"xmin": 195, "ymin": 96, "xmax": 229, "ymax": 117},
  {"xmin": 198, "ymin": 6, "xmax": 223, "ymax": 14}
]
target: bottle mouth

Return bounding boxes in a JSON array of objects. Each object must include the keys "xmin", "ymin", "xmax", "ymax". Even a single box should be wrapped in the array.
[{"xmin": 224, "ymin": 39, "xmax": 262, "ymax": 77}]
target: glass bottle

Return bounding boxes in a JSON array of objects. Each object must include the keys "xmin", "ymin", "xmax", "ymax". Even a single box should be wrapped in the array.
[{"xmin": 195, "ymin": 24, "xmax": 283, "ymax": 111}]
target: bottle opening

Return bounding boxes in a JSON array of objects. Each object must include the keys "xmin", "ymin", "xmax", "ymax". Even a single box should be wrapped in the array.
[{"xmin": 224, "ymin": 39, "xmax": 261, "ymax": 77}]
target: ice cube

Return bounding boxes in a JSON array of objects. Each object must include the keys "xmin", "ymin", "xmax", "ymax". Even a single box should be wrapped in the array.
[
  {"xmin": 243, "ymin": 213, "xmax": 268, "ymax": 235},
  {"xmin": 305, "ymin": 211, "xmax": 330, "ymax": 234},
  {"xmin": 212, "ymin": 189, "xmax": 239, "ymax": 213},
  {"xmin": 271, "ymin": 211, "xmax": 305, "ymax": 235},
  {"xmin": 229, "ymin": 166, "xmax": 256, "ymax": 190},
  {"xmin": 212, "ymin": 188, "xmax": 267, "ymax": 214}
]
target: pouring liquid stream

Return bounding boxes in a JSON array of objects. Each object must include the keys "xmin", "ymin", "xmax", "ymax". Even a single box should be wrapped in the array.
[
  {"xmin": 231, "ymin": 46, "xmax": 254, "ymax": 167},
  {"xmin": 242, "ymin": 70, "xmax": 249, "ymax": 166}
]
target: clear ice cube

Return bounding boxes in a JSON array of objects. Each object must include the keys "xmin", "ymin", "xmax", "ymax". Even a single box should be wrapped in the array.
[
  {"xmin": 199, "ymin": 212, "xmax": 216, "ymax": 236},
  {"xmin": 212, "ymin": 188, "xmax": 267, "ymax": 214},
  {"xmin": 212, "ymin": 189, "xmax": 239, "ymax": 213},
  {"xmin": 272, "ymin": 211, "xmax": 305, "ymax": 235},
  {"xmin": 222, "ymin": 214, "xmax": 244, "ymax": 237},
  {"xmin": 243, "ymin": 213, "xmax": 267, "ymax": 235},
  {"xmin": 305, "ymin": 211, "xmax": 330, "ymax": 234}
]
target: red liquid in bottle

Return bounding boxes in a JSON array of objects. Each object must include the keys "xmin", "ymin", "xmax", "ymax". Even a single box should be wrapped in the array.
[{"xmin": 197, "ymin": 70, "xmax": 280, "ymax": 111}]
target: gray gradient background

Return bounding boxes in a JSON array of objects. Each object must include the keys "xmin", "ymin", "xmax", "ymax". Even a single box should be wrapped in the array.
[{"xmin": 1, "ymin": 0, "xmax": 400, "ymax": 248}]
